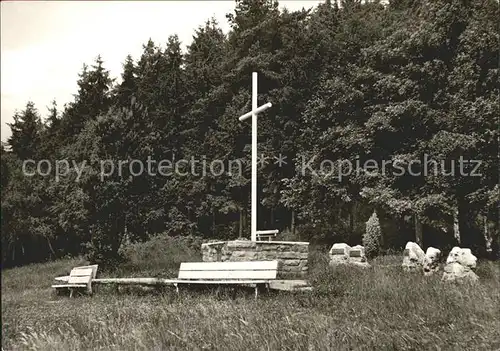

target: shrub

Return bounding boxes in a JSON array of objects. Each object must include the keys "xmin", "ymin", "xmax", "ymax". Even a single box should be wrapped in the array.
[
  {"xmin": 85, "ymin": 225, "xmax": 125, "ymax": 270},
  {"xmin": 116, "ymin": 233, "xmax": 203, "ymax": 277},
  {"xmin": 295, "ymin": 222, "xmax": 348, "ymax": 247},
  {"xmin": 363, "ymin": 211, "xmax": 382, "ymax": 258}
]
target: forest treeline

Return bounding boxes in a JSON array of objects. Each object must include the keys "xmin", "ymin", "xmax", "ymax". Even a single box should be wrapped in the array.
[{"xmin": 1, "ymin": 0, "xmax": 499, "ymax": 267}]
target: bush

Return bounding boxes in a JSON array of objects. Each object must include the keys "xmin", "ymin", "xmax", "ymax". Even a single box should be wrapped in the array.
[
  {"xmin": 363, "ymin": 211, "xmax": 382, "ymax": 258},
  {"xmin": 294, "ymin": 222, "xmax": 349, "ymax": 247},
  {"xmin": 85, "ymin": 225, "xmax": 125, "ymax": 270},
  {"xmin": 116, "ymin": 233, "xmax": 203, "ymax": 277},
  {"xmin": 276, "ymin": 228, "xmax": 300, "ymax": 242}
]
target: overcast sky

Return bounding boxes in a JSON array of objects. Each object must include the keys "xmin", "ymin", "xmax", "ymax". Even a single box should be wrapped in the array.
[{"xmin": 0, "ymin": 1, "xmax": 322, "ymax": 142}]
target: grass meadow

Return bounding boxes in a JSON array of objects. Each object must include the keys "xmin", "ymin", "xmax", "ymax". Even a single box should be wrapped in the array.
[{"xmin": 2, "ymin": 239, "xmax": 500, "ymax": 350}]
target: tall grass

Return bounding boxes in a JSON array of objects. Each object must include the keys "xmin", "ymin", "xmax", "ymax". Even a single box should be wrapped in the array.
[
  {"xmin": 2, "ymin": 242, "xmax": 499, "ymax": 350},
  {"xmin": 115, "ymin": 233, "xmax": 203, "ymax": 278}
]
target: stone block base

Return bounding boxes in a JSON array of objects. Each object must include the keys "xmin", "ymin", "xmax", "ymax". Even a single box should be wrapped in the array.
[{"xmin": 201, "ymin": 240, "xmax": 309, "ymax": 279}]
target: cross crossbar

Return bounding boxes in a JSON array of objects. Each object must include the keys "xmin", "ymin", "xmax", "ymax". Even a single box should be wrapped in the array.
[{"xmin": 238, "ymin": 102, "xmax": 272, "ymax": 121}]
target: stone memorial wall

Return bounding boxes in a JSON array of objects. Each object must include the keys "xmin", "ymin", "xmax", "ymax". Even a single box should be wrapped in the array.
[{"xmin": 201, "ymin": 240, "xmax": 309, "ymax": 279}]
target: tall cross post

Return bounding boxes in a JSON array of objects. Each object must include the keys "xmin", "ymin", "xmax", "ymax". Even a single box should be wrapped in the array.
[{"xmin": 237, "ymin": 72, "xmax": 278, "ymax": 241}]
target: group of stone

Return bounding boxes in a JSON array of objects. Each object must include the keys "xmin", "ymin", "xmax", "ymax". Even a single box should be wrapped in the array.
[
  {"xmin": 329, "ymin": 242, "xmax": 479, "ymax": 283},
  {"xmin": 402, "ymin": 242, "xmax": 479, "ymax": 282},
  {"xmin": 328, "ymin": 243, "xmax": 371, "ymax": 268}
]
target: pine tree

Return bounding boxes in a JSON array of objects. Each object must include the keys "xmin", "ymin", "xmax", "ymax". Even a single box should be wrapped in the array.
[
  {"xmin": 182, "ymin": 18, "xmax": 230, "ymax": 237},
  {"xmin": 114, "ymin": 55, "xmax": 137, "ymax": 107},
  {"xmin": 7, "ymin": 101, "xmax": 42, "ymax": 160},
  {"xmin": 39, "ymin": 99, "xmax": 62, "ymax": 158},
  {"xmin": 60, "ymin": 56, "xmax": 113, "ymax": 142},
  {"xmin": 0, "ymin": 143, "xmax": 10, "ymax": 194},
  {"xmin": 46, "ymin": 99, "xmax": 60, "ymax": 129}
]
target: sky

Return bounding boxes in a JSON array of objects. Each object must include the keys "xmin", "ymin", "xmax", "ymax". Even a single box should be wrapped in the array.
[{"xmin": 0, "ymin": 0, "xmax": 322, "ymax": 142}]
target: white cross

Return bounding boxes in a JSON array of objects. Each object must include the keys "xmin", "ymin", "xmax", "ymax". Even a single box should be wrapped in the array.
[{"xmin": 237, "ymin": 72, "xmax": 279, "ymax": 241}]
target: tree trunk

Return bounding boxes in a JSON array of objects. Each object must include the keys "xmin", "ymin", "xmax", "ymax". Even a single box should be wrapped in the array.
[
  {"xmin": 243, "ymin": 209, "xmax": 247, "ymax": 238},
  {"xmin": 112, "ymin": 217, "xmax": 121, "ymax": 255},
  {"xmin": 457, "ymin": 199, "xmax": 486, "ymax": 256},
  {"xmin": 119, "ymin": 215, "xmax": 129, "ymax": 249},
  {"xmin": 212, "ymin": 210, "xmax": 216, "ymax": 238},
  {"xmin": 239, "ymin": 208, "xmax": 243, "ymax": 238},
  {"xmin": 291, "ymin": 209, "xmax": 296, "ymax": 237},
  {"xmin": 483, "ymin": 215, "xmax": 492, "ymax": 254},
  {"xmin": 349, "ymin": 202, "xmax": 356, "ymax": 232},
  {"xmin": 453, "ymin": 207, "xmax": 460, "ymax": 245},
  {"xmin": 46, "ymin": 236, "xmax": 56, "ymax": 257},
  {"xmin": 414, "ymin": 214, "xmax": 423, "ymax": 248}
]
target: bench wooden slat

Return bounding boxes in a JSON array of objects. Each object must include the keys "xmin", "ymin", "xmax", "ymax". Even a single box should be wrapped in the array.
[
  {"xmin": 174, "ymin": 279, "xmax": 270, "ymax": 285},
  {"xmin": 69, "ymin": 267, "xmax": 93, "ymax": 276},
  {"xmin": 179, "ymin": 261, "xmax": 278, "ymax": 272},
  {"xmin": 178, "ymin": 270, "xmax": 277, "ymax": 280},
  {"xmin": 68, "ymin": 276, "xmax": 92, "ymax": 284},
  {"xmin": 177, "ymin": 260, "xmax": 278, "ymax": 281},
  {"xmin": 51, "ymin": 284, "xmax": 87, "ymax": 288},
  {"xmin": 67, "ymin": 268, "xmax": 93, "ymax": 285},
  {"xmin": 75, "ymin": 265, "xmax": 98, "ymax": 279}
]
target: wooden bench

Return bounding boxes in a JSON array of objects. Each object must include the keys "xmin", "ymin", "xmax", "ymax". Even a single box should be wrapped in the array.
[
  {"xmin": 256, "ymin": 229, "xmax": 278, "ymax": 241},
  {"xmin": 174, "ymin": 260, "xmax": 279, "ymax": 298},
  {"xmin": 54, "ymin": 264, "xmax": 99, "ymax": 283},
  {"xmin": 52, "ymin": 267, "xmax": 94, "ymax": 297}
]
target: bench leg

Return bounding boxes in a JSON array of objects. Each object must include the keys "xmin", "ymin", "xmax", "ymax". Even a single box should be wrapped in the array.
[
  {"xmin": 69, "ymin": 288, "xmax": 74, "ymax": 298},
  {"xmin": 254, "ymin": 285, "xmax": 258, "ymax": 300},
  {"xmin": 174, "ymin": 283, "xmax": 179, "ymax": 295}
]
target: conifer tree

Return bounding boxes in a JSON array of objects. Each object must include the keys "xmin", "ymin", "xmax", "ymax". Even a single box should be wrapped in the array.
[
  {"xmin": 114, "ymin": 55, "xmax": 137, "ymax": 107},
  {"xmin": 7, "ymin": 101, "xmax": 42, "ymax": 160},
  {"xmin": 363, "ymin": 211, "xmax": 382, "ymax": 258},
  {"xmin": 60, "ymin": 56, "xmax": 113, "ymax": 142},
  {"xmin": 39, "ymin": 99, "xmax": 62, "ymax": 158}
]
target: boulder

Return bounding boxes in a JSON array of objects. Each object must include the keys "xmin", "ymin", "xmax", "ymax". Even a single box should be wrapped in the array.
[
  {"xmin": 423, "ymin": 247, "xmax": 441, "ymax": 276},
  {"xmin": 329, "ymin": 243, "xmax": 351, "ymax": 266},
  {"xmin": 402, "ymin": 241, "xmax": 426, "ymax": 272},
  {"xmin": 442, "ymin": 247, "xmax": 479, "ymax": 283},
  {"xmin": 348, "ymin": 245, "xmax": 371, "ymax": 268},
  {"xmin": 446, "ymin": 247, "xmax": 477, "ymax": 268}
]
